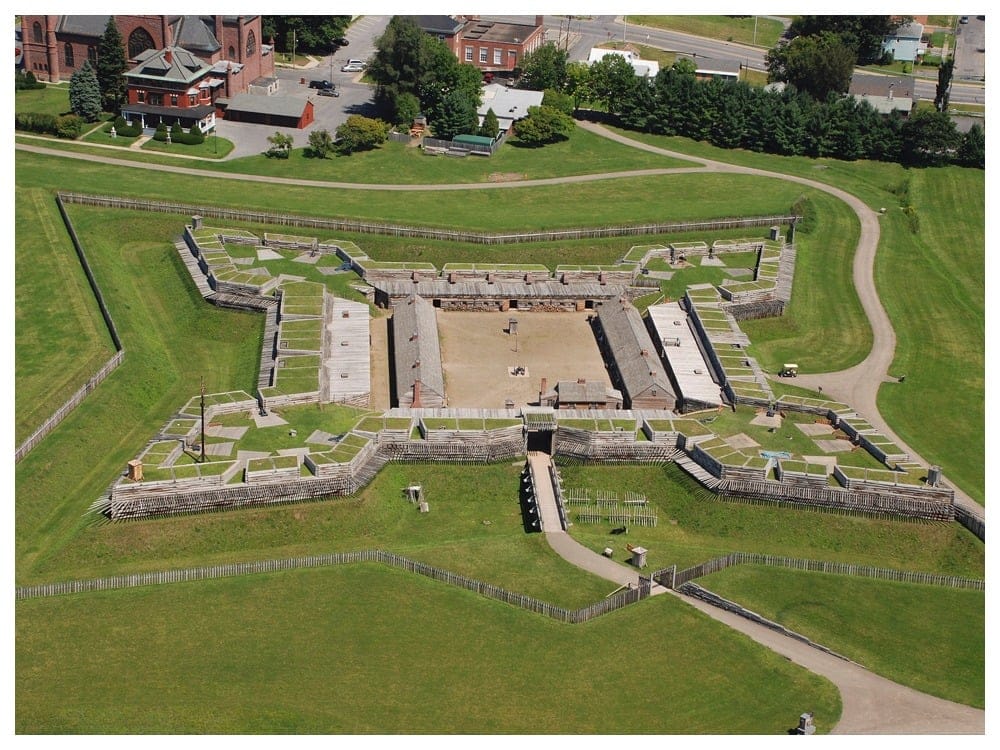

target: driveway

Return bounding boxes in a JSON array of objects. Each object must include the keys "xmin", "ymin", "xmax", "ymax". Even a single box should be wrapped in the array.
[{"xmin": 216, "ymin": 15, "xmax": 389, "ymax": 159}]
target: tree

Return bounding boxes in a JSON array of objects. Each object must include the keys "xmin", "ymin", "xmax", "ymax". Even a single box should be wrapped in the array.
[
  {"xmin": 786, "ymin": 16, "xmax": 900, "ymax": 65},
  {"xmin": 563, "ymin": 61, "xmax": 592, "ymax": 111},
  {"xmin": 934, "ymin": 57, "xmax": 954, "ymax": 112},
  {"xmin": 368, "ymin": 15, "xmax": 427, "ymax": 114},
  {"xmin": 518, "ymin": 42, "xmax": 568, "ymax": 91},
  {"xmin": 262, "ymin": 17, "xmax": 351, "ymax": 52},
  {"xmin": 307, "ymin": 128, "xmax": 336, "ymax": 158},
  {"xmin": 956, "ymin": 123, "xmax": 985, "ymax": 169},
  {"xmin": 393, "ymin": 91, "xmax": 421, "ymax": 129},
  {"xmin": 69, "ymin": 60, "xmax": 102, "ymax": 121},
  {"xmin": 513, "ymin": 105, "xmax": 575, "ymax": 146},
  {"xmin": 766, "ymin": 31, "xmax": 857, "ymax": 100},
  {"xmin": 335, "ymin": 115, "xmax": 388, "ymax": 154},
  {"xmin": 431, "ymin": 89, "xmax": 478, "ymax": 141},
  {"xmin": 265, "ymin": 131, "xmax": 293, "ymax": 158},
  {"xmin": 479, "ymin": 108, "xmax": 500, "ymax": 139},
  {"xmin": 96, "ymin": 17, "xmax": 127, "ymax": 113},
  {"xmin": 589, "ymin": 53, "xmax": 640, "ymax": 115},
  {"xmin": 541, "ymin": 88, "xmax": 574, "ymax": 116},
  {"xmin": 899, "ymin": 109, "xmax": 960, "ymax": 166}
]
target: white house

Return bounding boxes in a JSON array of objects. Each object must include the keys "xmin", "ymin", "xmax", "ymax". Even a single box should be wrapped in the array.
[
  {"xmin": 587, "ymin": 47, "xmax": 660, "ymax": 78},
  {"xmin": 882, "ymin": 20, "xmax": 926, "ymax": 63},
  {"xmin": 477, "ymin": 83, "xmax": 544, "ymax": 133}
]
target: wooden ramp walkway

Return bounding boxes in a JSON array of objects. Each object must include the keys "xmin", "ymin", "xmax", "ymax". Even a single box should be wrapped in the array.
[{"xmin": 527, "ymin": 452, "xmax": 563, "ymax": 533}]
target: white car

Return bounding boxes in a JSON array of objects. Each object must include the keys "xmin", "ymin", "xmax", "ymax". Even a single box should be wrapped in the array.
[{"xmin": 341, "ymin": 59, "xmax": 365, "ymax": 72}]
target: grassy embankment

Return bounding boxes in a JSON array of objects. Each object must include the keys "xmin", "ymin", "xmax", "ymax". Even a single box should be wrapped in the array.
[
  {"xmin": 601, "ymin": 126, "xmax": 984, "ymax": 504},
  {"xmin": 698, "ymin": 565, "xmax": 984, "ymax": 708}
]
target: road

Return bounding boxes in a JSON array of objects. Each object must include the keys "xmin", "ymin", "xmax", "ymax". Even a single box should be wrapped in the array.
[{"xmin": 540, "ymin": 14, "xmax": 985, "ymax": 105}]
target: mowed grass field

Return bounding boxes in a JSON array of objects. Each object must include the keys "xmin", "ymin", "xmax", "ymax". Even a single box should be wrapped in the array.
[
  {"xmin": 697, "ymin": 566, "xmax": 985, "ymax": 708},
  {"xmin": 601, "ymin": 126, "xmax": 985, "ymax": 504},
  {"xmin": 626, "ymin": 15, "xmax": 786, "ymax": 48},
  {"xmin": 15, "ymin": 566, "xmax": 841, "ymax": 734},
  {"xmin": 15, "ymin": 188, "xmax": 116, "ymax": 444}
]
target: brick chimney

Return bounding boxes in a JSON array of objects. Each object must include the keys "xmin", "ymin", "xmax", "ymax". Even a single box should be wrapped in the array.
[
  {"xmin": 539, "ymin": 377, "xmax": 548, "ymax": 404},
  {"xmin": 164, "ymin": 48, "xmax": 173, "ymax": 65},
  {"xmin": 215, "ymin": 15, "xmax": 224, "ymax": 48},
  {"xmin": 412, "ymin": 379, "xmax": 423, "ymax": 408},
  {"xmin": 535, "ymin": 15, "xmax": 544, "ymax": 28},
  {"xmin": 161, "ymin": 16, "xmax": 172, "ymax": 50}
]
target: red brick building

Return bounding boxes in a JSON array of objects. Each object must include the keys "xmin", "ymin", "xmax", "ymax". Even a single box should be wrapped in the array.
[
  {"xmin": 416, "ymin": 15, "xmax": 546, "ymax": 73},
  {"xmin": 19, "ymin": 15, "xmax": 274, "ymax": 91}
]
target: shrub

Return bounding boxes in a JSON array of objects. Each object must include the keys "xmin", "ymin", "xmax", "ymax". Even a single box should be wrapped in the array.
[
  {"xmin": 54, "ymin": 114, "xmax": 85, "ymax": 139},
  {"xmin": 14, "ymin": 70, "xmax": 45, "ymax": 90},
  {"xmin": 153, "ymin": 121, "xmax": 169, "ymax": 141},
  {"xmin": 104, "ymin": 116, "xmax": 142, "ymax": 137},
  {"xmin": 15, "ymin": 112, "xmax": 58, "ymax": 134}
]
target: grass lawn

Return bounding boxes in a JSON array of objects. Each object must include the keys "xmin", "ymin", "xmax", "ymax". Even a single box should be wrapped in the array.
[
  {"xmin": 15, "ymin": 189, "xmax": 116, "ymax": 444},
  {"xmin": 698, "ymin": 565, "xmax": 984, "ymax": 708},
  {"xmin": 14, "ymin": 83, "xmax": 71, "ymax": 117},
  {"xmin": 599, "ymin": 126, "xmax": 984, "ymax": 503},
  {"xmin": 626, "ymin": 15, "xmax": 785, "ymax": 48},
  {"xmin": 873, "ymin": 168, "xmax": 984, "ymax": 504},
  {"xmin": 15, "ymin": 210, "xmax": 263, "ymax": 579},
  {"xmin": 18, "ymin": 124, "xmax": 695, "ymax": 182},
  {"xmin": 15, "ymin": 149, "xmax": 807, "ymax": 231},
  {"xmin": 141, "ymin": 134, "xmax": 235, "ymax": 159},
  {"xmin": 556, "ymin": 464, "xmax": 984, "ymax": 577},
  {"xmin": 15, "ymin": 566, "xmax": 841, "ymax": 733}
]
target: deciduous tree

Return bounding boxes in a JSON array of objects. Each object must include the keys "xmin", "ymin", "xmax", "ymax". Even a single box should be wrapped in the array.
[
  {"xmin": 335, "ymin": 115, "xmax": 388, "ymax": 153},
  {"xmin": 518, "ymin": 42, "xmax": 568, "ymax": 91},
  {"xmin": 514, "ymin": 105, "xmax": 575, "ymax": 146},
  {"xmin": 307, "ymin": 128, "xmax": 336, "ymax": 158}
]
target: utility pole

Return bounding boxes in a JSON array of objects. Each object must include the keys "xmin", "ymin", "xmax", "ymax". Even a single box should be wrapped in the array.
[
  {"xmin": 753, "ymin": 16, "xmax": 758, "ymax": 46},
  {"xmin": 200, "ymin": 376, "xmax": 206, "ymax": 463},
  {"xmin": 623, "ymin": 15, "xmax": 627, "ymax": 43}
]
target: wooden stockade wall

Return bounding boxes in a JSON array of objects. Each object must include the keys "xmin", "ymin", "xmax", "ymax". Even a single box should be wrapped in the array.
[
  {"xmin": 954, "ymin": 505, "xmax": 986, "ymax": 542},
  {"xmin": 15, "ymin": 549, "xmax": 652, "ymax": 623},
  {"xmin": 16, "ymin": 195, "xmax": 126, "ymax": 463},
  {"xmin": 677, "ymin": 582, "xmax": 855, "ymax": 663},
  {"xmin": 56, "ymin": 193, "xmax": 798, "ymax": 246},
  {"xmin": 654, "ymin": 552, "xmax": 985, "ymax": 591}
]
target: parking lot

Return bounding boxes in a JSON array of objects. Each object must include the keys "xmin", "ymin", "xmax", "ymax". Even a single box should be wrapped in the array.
[{"xmin": 215, "ymin": 16, "xmax": 388, "ymax": 159}]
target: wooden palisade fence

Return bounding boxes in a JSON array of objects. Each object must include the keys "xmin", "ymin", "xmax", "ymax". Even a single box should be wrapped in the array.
[{"xmin": 16, "ymin": 549, "xmax": 653, "ymax": 624}]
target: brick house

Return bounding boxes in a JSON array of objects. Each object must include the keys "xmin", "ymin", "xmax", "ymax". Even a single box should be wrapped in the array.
[
  {"xmin": 120, "ymin": 46, "xmax": 222, "ymax": 132},
  {"xmin": 416, "ymin": 15, "xmax": 546, "ymax": 73},
  {"xmin": 19, "ymin": 15, "xmax": 273, "ymax": 92}
]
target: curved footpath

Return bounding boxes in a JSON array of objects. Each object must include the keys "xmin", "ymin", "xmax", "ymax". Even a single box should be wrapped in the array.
[
  {"xmin": 573, "ymin": 121, "xmax": 984, "ymax": 519},
  {"xmin": 16, "ymin": 136, "xmax": 984, "ymax": 733},
  {"xmin": 528, "ymin": 453, "xmax": 984, "ymax": 734}
]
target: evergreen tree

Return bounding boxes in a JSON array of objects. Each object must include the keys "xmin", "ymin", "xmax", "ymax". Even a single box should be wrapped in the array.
[
  {"xmin": 479, "ymin": 108, "xmax": 500, "ymax": 139},
  {"xmin": 431, "ymin": 89, "xmax": 478, "ymax": 141},
  {"xmin": 96, "ymin": 17, "xmax": 128, "ymax": 113},
  {"xmin": 934, "ymin": 57, "xmax": 954, "ymax": 112},
  {"xmin": 956, "ymin": 123, "xmax": 985, "ymax": 169},
  {"xmin": 900, "ymin": 109, "xmax": 960, "ymax": 166},
  {"xmin": 69, "ymin": 60, "xmax": 102, "ymax": 121}
]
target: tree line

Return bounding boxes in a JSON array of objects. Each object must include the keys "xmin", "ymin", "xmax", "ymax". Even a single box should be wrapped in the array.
[{"xmin": 517, "ymin": 39, "xmax": 983, "ymax": 169}]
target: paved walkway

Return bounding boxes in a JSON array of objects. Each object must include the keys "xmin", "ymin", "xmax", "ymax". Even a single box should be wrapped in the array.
[{"xmin": 527, "ymin": 452, "xmax": 984, "ymax": 734}]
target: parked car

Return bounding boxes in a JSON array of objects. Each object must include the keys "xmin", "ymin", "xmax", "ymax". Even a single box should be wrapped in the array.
[
  {"xmin": 308, "ymin": 79, "xmax": 334, "ymax": 90},
  {"xmin": 341, "ymin": 59, "xmax": 365, "ymax": 72},
  {"xmin": 960, "ymin": 16, "xmax": 969, "ymax": 24},
  {"xmin": 317, "ymin": 88, "xmax": 339, "ymax": 97},
  {"xmin": 334, "ymin": 37, "xmax": 349, "ymax": 46}
]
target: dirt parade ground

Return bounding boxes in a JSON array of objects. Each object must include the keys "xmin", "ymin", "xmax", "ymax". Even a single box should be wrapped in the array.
[{"xmin": 436, "ymin": 310, "xmax": 612, "ymax": 408}]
